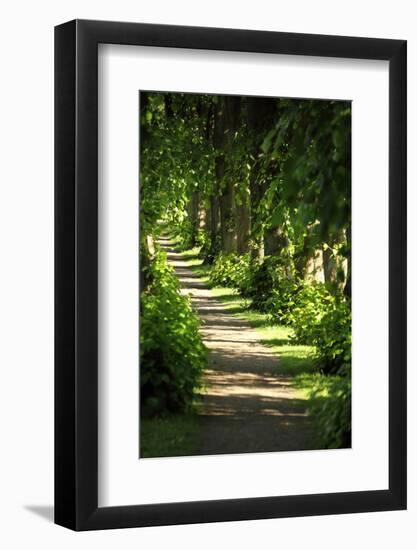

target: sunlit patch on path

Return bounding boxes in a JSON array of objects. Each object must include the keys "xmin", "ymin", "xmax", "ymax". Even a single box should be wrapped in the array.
[{"xmin": 158, "ymin": 236, "xmax": 315, "ymax": 455}]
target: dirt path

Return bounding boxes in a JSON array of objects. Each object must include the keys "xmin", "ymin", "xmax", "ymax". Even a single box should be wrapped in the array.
[{"xmin": 159, "ymin": 237, "xmax": 315, "ymax": 455}]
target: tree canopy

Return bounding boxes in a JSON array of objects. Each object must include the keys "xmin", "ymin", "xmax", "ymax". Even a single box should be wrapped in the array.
[{"xmin": 140, "ymin": 91, "xmax": 351, "ymax": 293}]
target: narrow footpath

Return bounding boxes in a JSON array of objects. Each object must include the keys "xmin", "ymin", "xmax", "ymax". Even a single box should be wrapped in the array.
[{"xmin": 159, "ymin": 236, "xmax": 315, "ymax": 455}]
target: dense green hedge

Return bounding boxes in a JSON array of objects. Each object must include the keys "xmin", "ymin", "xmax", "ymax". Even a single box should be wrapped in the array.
[
  {"xmin": 140, "ymin": 250, "xmax": 206, "ymax": 417},
  {"xmin": 287, "ymin": 284, "xmax": 351, "ymax": 375}
]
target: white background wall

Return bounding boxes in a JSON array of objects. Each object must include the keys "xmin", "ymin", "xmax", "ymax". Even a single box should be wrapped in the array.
[{"xmin": 0, "ymin": 1, "xmax": 415, "ymax": 547}]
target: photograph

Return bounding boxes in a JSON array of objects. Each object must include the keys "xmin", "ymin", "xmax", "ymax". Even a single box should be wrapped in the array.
[
  {"xmin": 139, "ymin": 91, "xmax": 352, "ymax": 458},
  {"xmin": 0, "ymin": 0, "xmax": 410, "ymax": 543}
]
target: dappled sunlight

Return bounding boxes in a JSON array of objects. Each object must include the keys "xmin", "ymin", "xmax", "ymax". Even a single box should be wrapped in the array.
[
  {"xmin": 151, "ymin": 237, "xmax": 319, "ymax": 454},
  {"xmin": 201, "ymin": 368, "xmax": 308, "ymax": 419}
]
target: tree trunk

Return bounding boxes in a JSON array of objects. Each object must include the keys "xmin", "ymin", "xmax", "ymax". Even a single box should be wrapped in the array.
[
  {"xmin": 344, "ymin": 224, "xmax": 351, "ymax": 299},
  {"xmin": 139, "ymin": 240, "xmax": 149, "ymax": 293},
  {"xmin": 198, "ymin": 204, "xmax": 206, "ymax": 231},
  {"xmin": 249, "ymin": 176, "xmax": 264, "ymax": 260},
  {"xmin": 213, "ymin": 96, "xmax": 241, "ymax": 254},
  {"xmin": 139, "ymin": 234, "xmax": 154, "ymax": 292},
  {"xmin": 323, "ymin": 246, "xmax": 338, "ymax": 285},
  {"xmin": 204, "ymin": 194, "xmax": 220, "ymax": 262},
  {"xmin": 264, "ymin": 226, "xmax": 288, "ymax": 256},
  {"xmin": 323, "ymin": 230, "xmax": 349, "ymax": 292},
  {"xmin": 304, "ymin": 249, "xmax": 325, "ymax": 283},
  {"xmin": 187, "ymin": 190, "xmax": 200, "ymax": 246},
  {"xmin": 246, "ymin": 96, "xmax": 277, "ymax": 260},
  {"xmin": 236, "ymin": 199, "xmax": 250, "ymax": 254},
  {"xmin": 294, "ymin": 226, "xmax": 321, "ymax": 280},
  {"xmin": 220, "ymin": 185, "xmax": 237, "ymax": 253}
]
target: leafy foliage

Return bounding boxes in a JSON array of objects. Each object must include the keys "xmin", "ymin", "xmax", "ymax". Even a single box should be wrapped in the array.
[
  {"xmin": 243, "ymin": 256, "xmax": 298, "ymax": 321},
  {"xmin": 302, "ymin": 374, "xmax": 351, "ymax": 448},
  {"xmin": 140, "ymin": 92, "xmax": 216, "ymax": 241},
  {"xmin": 288, "ymin": 284, "xmax": 351, "ymax": 375},
  {"xmin": 172, "ymin": 219, "xmax": 209, "ymax": 252},
  {"xmin": 262, "ymin": 99, "xmax": 351, "ymax": 246},
  {"xmin": 140, "ymin": 250, "xmax": 207, "ymax": 417},
  {"xmin": 209, "ymin": 253, "xmax": 251, "ymax": 291}
]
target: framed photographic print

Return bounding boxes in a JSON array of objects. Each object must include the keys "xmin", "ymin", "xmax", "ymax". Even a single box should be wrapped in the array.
[{"xmin": 55, "ymin": 19, "xmax": 406, "ymax": 530}]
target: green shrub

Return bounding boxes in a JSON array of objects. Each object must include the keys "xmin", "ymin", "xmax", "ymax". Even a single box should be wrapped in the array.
[
  {"xmin": 172, "ymin": 219, "xmax": 193, "ymax": 250},
  {"xmin": 209, "ymin": 254, "xmax": 298, "ymax": 319},
  {"xmin": 171, "ymin": 219, "xmax": 209, "ymax": 252},
  {"xmin": 288, "ymin": 283, "xmax": 351, "ymax": 375},
  {"xmin": 140, "ymin": 251, "xmax": 207, "ymax": 417},
  {"xmin": 305, "ymin": 374, "xmax": 351, "ymax": 448},
  {"xmin": 244, "ymin": 256, "xmax": 298, "ymax": 321},
  {"xmin": 209, "ymin": 252, "xmax": 251, "ymax": 291}
]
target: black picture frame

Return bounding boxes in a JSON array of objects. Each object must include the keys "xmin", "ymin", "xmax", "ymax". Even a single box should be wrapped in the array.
[{"xmin": 55, "ymin": 19, "xmax": 407, "ymax": 531}]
